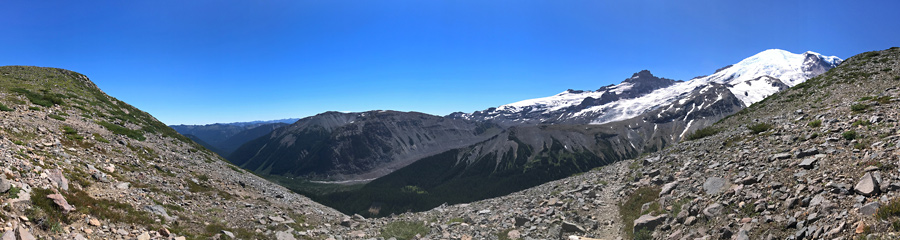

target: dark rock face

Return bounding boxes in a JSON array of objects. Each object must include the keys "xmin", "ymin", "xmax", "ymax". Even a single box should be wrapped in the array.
[
  {"xmin": 801, "ymin": 52, "xmax": 842, "ymax": 78},
  {"xmin": 229, "ymin": 111, "xmax": 500, "ymax": 181}
]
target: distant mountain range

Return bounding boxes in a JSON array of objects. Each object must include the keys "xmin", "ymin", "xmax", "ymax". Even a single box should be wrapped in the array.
[
  {"xmin": 449, "ymin": 49, "xmax": 841, "ymax": 126},
  {"xmin": 169, "ymin": 118, "xmax": 298, "ymax": 157},
  {"xmin": 184, "ymin": 49, "xmax": 842, "ymax": 216}
]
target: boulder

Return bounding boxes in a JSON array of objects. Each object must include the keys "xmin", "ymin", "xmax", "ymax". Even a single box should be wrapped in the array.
[
  {"xmin": 0, "ymin": 176, "xmax": 10, "ymax": 193},
  {"xmin": 137, "ymin": 232, "xmax": 151, "ymax": 240},
  {"xmin": 798, "ymin": 157, "xmax": 818, "ymax": 169},
  {"xmin": 340, "ymin": 216, "xmax": 353, "ymax": 227},
  {"xmin": 703, "ymin": 203, "xmax": 724, "ymax": 217},
  {"xmin": 795, "ymin": 148, "xmax": 819, "ymax": 158},
  {"xmin": 854, "ymin": 172, "xmax": 880, "ymax": 196},
  {"xmin": 633, "ymin": 214, "xmax": 668, "ymax": 233},
  {"xmin": 772, "ymin": 153, "xmax": 792, "ymax": 160},
  {"xmin": 144, "ymin": 205, "xmax": 174, "ymax": 221},
  {"xmin": 703, "ymin": 177, "xmax": 728, "ymax": 195},
  {"xmin": 507, "ymin": 229, "xmax": 521, "ymax": 240},
  {"xmin": 660, "ymin": 181, "xmax": 678, "ymax": 196},
  {"xmin": 860, "ymin": 202, "xmax": 880, "ymax": 216},
  {"xmin": 47, "ymin": 193, "xmax": 76, "ymax": 212},
  {"xmin": 275, "ymin": 231, "xmax": 296, "ymax": 240},
  {"xmin": 1, "ymin": 230, "xmax": 13, "ymax": 240},
  {"xmin": 562, "ymin": 221, "xmax": 586, "ymax": 233},
  {"xmin": 47, "ymin": 169, "xmax": 69, "ymax": 191},
  {"xmin": 17, "ymin": 227, "xmax": 35, "ymax": 240},
  {"xmin": 222, "ymin": 230, "xmax": 235, "ymax": 239}
]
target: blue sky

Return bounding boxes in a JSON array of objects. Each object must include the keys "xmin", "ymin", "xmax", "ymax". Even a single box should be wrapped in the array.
[{"xmin": 1, "ymin": 1, "xmax": 897, "ymax": 125}]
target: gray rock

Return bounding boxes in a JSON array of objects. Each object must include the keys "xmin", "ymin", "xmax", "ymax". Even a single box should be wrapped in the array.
[
  {"xmin": 269, "ymin": 216, "xmax": 286, "ymax": 222},
  {"xmin": 785, "ymin": 217, "xmax": 797, "ymax": 229},
  {"xmin": 854, "ymin": 172, "xmax": 880, "ymax": 196},
  {"xmin": 795, "ymin": 148, "xmax": 819, "ymax": 158},
  {"xmin": 561, "ymin": 221, "xmax": 585, "ymax": 233},
  {"xmin": 739, "ymin": 175, "xmax": 759, "ymax": 185},
  {"xmin": 684, "ymin": 216, "xmax": 697, "ymax": 225},
  {"xmin": 115, "ymin": 182, "xmax": 130, "ymax": 189},
  {"xmin": 0, "ymin": 176, "xmax": 10, "ymax": 193},
  {"xmin": 222, "ymin": 230, "xmax": 235, "ymax": 239},
  {"xmin": 860, "ymin": 202, "xmax": 880, "ymax": 216},
  {"xmin": 137, "ymin": 232, "xmax": 151, "ymax": 240},
  {"xmin": 340, "ymin": 216, "xmax": 353, "ymax": 227},
  {"xmin": 809, "ymin": 195, "xmax": 825, "ymax": 207},
  {"xmin": 703, "ymin": 203, "xmax": 724, "ymax": 217},
  {"xmin": 794, "ymin": 227, "xmax": 807, "ymax": 239},
  {"xmin": 798, "ymin": 157, "xmax": 818, "ymax": 169},
  {"xmin": 144, "ymin": 205, "xmax": 174, "ymax": 221},
  {"xmin": 633, "ymin": 214, "xmax": 668, "ymax": 233},
  {"xmin": 73, "ymin": 233, "xmax": 88, "ymax": 240},
  {"xmin": 660, "ymin": 181, "xmax": 678, "ymax": 196},
  {"xmin": 514, "ymin": 217, "xmax": 528, "ymax": 226},
  {"xmin": 47, "ymin": 169, "xmax": 68, "ymax": 191},
  {"xmin": 92, "ymin": 172, "xmax": 110, "ymax": 183},
  {"xmin": 275, "ymin": 231, "xmax": 297, "ymax": 240},
  {"xmin": 772, "ymin": 153, "xmax": 792, "ymax": 160},
  {"xmin": 870, "ymin": 115, "xmax": 883, "ymax": 123},
  {"xmin": 703, "ymin": 177, "xmax": 728, "ymax": 195},
  {"xmin": 1, "ymin": 230, "xmax": 13, "ymax": 240},
  {"xmin": 18, "ymin": 227, "xmax": 36, "ymax": 240}
]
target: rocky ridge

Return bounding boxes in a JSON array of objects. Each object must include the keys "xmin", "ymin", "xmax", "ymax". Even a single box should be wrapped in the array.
[{"xmin": 0, "ymin": 66, "xmax": 353, "ymax": 239}]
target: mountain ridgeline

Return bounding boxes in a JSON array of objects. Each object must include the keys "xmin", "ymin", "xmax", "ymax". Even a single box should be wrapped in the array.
[
  {"xmin": 170, "ymin": 119, "xmax": 296, "ymax": 157},
  {"xmin": 221, "ymin": 49, "xmax": 842, "ymax": 217},
  {"xmin": 229, "ymin": 111, "xmax": 501, "ymax": 181}
]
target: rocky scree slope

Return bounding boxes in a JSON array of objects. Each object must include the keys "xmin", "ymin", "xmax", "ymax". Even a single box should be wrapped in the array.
[{"xmin": 0, "ymin": 66, "xmax": 384, "ymax": 240}]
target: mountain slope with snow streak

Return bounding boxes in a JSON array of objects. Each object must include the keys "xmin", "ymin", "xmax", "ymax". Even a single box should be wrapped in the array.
[{"xmin": 451, "ymin": 49, "xmax": 841, "ymax": 125}]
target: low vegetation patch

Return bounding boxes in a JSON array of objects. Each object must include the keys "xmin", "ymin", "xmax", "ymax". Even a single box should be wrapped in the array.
[
  {"xmin": 878, "ymin": 198, "xmax": 900, "ymax": 231},
  {"xmin": 12, "ymin": 88, "xmax": 66, "ymax": 107},
  {"xmin": 619, "ymin": 186, "xmax": 661, "ymax": 240},
  {"xmin": 6, "ymin": 186, "xmax": 21, "ymax": 199},
  {"xmin": 685, "ymin": 126, "xmax": 719, "ymax": 141},
  {"xmin": 48, "ymin": 114, "xmax": 65, "ymax": 121},
  {"xmin": 851, "ymin": 103, "xmax": 869, "ymax": 113},
  {"xmin": 380, "ymin": 221, "xmax": 429, "ymax": 240},
  {"xmin": 97, "ymin": 121, "xmax": 145, "ymax": 141},
  {"xmin": 747, "ymin": 123, "xmax": 773, "ymax": 134},
  {"xmin": 497, "ymin": 229, "xmax": 513, "ymax": 240},
  {"xmin": 65, "ymin": 189, "xmax": 156, "ymax": 226},
  {"xmin": 92, "ymin": 133, "xmax": 109, "ymax": 143},
  {"xmin": 61, "ymin": 126, "xmax": 83, "ymax": 140},
  {"xmin": 843, "ymin": 131, "xmax": 859, "ymax": 141},
  {"xmin": 446, "ymin": 218, "xmax": 465, "ymax": 224},
  {"xmin": 807, "ymin": 120, "xmax": 822, "ymax": 128},
  {"xmin": 852, "ymin": 119, "xmax": 871, "ymax": 127},
  {"xmin": 401, "ymin": 185, "xmax": 428, "ymax": 195},
  {"xmin": 0, "ymin": 103, "xmax": 12, "ymax": 112}
]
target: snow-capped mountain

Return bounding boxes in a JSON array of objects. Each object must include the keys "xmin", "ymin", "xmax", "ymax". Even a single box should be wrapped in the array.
[{"xmin": 450, "ymin": 49, "xmax": 842, "ymax": 126}]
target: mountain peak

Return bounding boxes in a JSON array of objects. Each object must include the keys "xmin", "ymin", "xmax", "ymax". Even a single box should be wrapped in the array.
[{"xmin": 630, "ymin": 69, "xmax": 654, "ymax": 79}]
